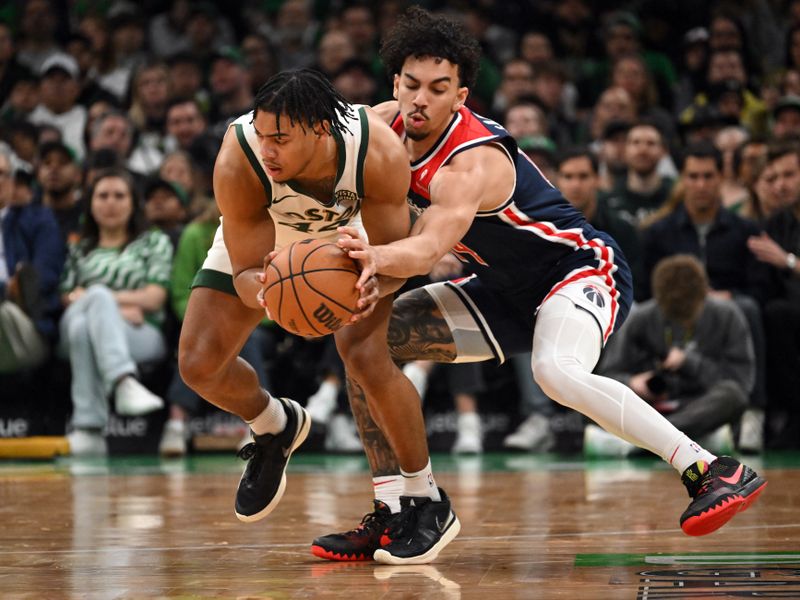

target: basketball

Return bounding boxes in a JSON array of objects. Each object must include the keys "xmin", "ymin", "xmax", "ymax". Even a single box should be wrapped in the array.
[{"xmin": 262, "ymin": 238, "xmax": 361, "ymax": 337}]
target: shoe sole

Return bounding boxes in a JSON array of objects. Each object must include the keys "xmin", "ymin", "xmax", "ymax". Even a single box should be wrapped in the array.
[
  {"xmin": 681, "ymin": 478, "xmax": 768, "ymax": 536},
  {"xmin": 372, "ymin": 514, "xmax": 461, "ymax": 565},
  {"xmin": 310, "ymin": 545, "xmax": 374, "ymax": 561},
  {"xmin": 235, "ymin": 399, "xmax": 311, "ymax": 522}
]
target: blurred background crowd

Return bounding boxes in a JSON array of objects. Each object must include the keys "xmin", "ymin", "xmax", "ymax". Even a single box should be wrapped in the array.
[{"xmin": 1, "ymin": 0, "xmax": 799, "ymax": 458}]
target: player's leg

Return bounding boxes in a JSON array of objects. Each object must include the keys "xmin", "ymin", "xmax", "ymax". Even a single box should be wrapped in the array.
[
  {"xmin": 331, "ymin": 292, "xmax": 459, "ymax": 564},
  {"xmin": 179, "ymin": 282, "xmax": 309, "ymax": 523},
  {"xmin": 312, "ymin": 286, "xmax": 463, "ymax": 562},
  {"xmin": 531, "ymin": 286, "xmax": 767, "ymax": 536}
]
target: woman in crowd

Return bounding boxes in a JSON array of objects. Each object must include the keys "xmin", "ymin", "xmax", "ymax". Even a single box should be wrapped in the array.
[{"xmin": 60, "ymin": 168, "xmax": 173, "ymax": 456}]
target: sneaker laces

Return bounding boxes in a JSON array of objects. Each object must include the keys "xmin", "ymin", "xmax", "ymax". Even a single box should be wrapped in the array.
[
  {"xmin": 236, "ymin": 441, "xmax": 267, "ymax": 483},
  {"xmin": 351, "ymin": 508, "xmax": 390, "ymax": 537},
  {"xmin": 386, "ymin": 502, "xmax": 421, "ymax": 539}
]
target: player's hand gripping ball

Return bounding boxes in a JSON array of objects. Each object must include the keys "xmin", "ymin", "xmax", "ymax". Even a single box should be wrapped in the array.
[{"xmin": 261, "ymin": 238, "xmax": 360, "ymax": 337}]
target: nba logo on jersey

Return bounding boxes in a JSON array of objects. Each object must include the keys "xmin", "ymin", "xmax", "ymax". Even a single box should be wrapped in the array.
[{"xmin": 582, "ymin": 284, "xmax": 605, "ymax": 308}]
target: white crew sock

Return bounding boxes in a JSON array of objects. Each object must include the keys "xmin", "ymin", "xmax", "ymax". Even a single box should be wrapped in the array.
[
  {"xmin": 668, "ymin": 434, "xmax": 717, "ymax": 474},
  {"xmin": 246, "ymin": 394, "xmax": 287, "ymax": 436},
  {"xmin": 373, "ymin": 475, "xmax": 403, "ymax": 513},
  {"xmin": 400, "ymin": 458, "xmax": 441, "ymax": 501}
]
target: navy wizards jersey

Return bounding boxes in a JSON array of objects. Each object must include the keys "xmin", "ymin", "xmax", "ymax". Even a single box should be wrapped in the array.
[{"xmin": 391, "ymin": 107, "xmax": 633, "ymax": 340}]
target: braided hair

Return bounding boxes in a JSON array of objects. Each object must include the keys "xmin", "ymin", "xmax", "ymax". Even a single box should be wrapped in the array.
[
  {"xmin": 379, "ymin": 6, "xmax": 481, "ymax": 89},
  {"xmin": 253, "ymin": 68, "xmax": 353, "ymax": 135}
]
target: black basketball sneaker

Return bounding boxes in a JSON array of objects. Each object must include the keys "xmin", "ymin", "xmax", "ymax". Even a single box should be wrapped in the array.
[
  {"xmin": 373, "ymin": 487, "xmax": 460, "ymax": 565},
  {"xmin": 680, "ymin": 456, "xmax": 767, "ymax": 536},
  {"xmin": 234, "ymin": 397, "xmax": 310, "ymax": 522},
  {"xmin": 311, "ymin": 500, "xmax": 395, "ymax": 561}
]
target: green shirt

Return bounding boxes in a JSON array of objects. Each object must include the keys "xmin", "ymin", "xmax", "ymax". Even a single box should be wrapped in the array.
[
  {"xmin": 170, "ymin": 221, "xmax": 217, "ymax": 320},
  {"xmin": 61, "ymin": 229, "xmax": 173, "ymax": 326}
]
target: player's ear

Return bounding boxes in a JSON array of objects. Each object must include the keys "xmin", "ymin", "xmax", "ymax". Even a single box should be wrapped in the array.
[
  {"xmin": 392, "ymin": 74, "xmax": 400, "ymax": 100},
  {"xmin": 452, "ymin": 86, "xmax": 469, "ymax": 112},
  {"xmin": 314, "ymin": 120, "xmax": 332, "ymax": 137}
]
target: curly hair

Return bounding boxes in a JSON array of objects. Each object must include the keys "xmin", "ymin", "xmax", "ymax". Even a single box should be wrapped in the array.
[
  {"xmin": 651, "ymin": 254, "xmax": 708, "ymax": 324},
  {"xmin": 253, "ymin": 69, "xmax": 353, "ymax": 135},
  {"xmin": 379, "ymin": 6, "xmax": 482, "ymax": 90}
]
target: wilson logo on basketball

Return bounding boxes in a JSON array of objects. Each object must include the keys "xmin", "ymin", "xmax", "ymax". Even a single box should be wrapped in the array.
[
  {"xmin": 582, "ymin": 285, "xmax": 605, "ymax": 308},
  {"xmin": 313, "ymin": 303, "xmax": 344, "ymax": 331}
]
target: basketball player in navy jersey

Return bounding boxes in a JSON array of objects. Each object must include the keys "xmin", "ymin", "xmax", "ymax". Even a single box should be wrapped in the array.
[
  {"xmin": 311, "ymin": 7, "xmax": 766, "ymax": 563},
  {"xmin": 178, "ymin": 70, "xmax": 460, "ymax": 563}
]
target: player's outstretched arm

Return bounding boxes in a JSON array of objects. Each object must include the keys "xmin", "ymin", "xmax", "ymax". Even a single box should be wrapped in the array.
[
  {"xmin": 215, "ymin": 127, "xmax": 276, "ymax": 309},
  {"xmin": 341, "ymin": 143, "xmax": 513, "ymax": 280}
]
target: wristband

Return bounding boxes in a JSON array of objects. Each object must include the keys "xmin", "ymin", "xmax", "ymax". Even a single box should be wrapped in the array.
[{"xmin": 787, "ymin": 253, "xmax": 797, "ymax": 271}]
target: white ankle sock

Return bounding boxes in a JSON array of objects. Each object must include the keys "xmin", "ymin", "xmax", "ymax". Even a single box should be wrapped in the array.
[
  {"xmin": 373, "ymin": 475, "xmax": 403, "ymax": 513},
  {"xmin": 400, "ymin": 458, "xmax": 441, "ymax": 501},
  {"xmin": 246, "ymin": 394, "xmax": 288, "ymax": 436},
  {"xmin": 402, "ymin": 363, "xmax": 429, "ymax": 401},
  {"xmin": 669, "ymin": 434, "xmax": 717, "ymax": 473}
]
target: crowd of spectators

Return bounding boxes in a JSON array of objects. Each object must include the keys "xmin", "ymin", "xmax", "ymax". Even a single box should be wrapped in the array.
[{"xmin": 1, "ymin": 0, "xmax": 799, "ymax": 456}]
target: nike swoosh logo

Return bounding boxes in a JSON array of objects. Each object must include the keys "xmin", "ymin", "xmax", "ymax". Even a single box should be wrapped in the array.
[
  {"xmin": 271, "ymin": 194, "xmax": 298, "ymax": 205},
  {"xmin": 719, "ymin": 464, "xmax": 744, "ymax": 485},
  {"xmin": 435, "ymin": 515, "xmax": 447, "ymax": 533},
  {"xmin": 373, "ymin": 479, "xmax": 398, "ymax": 488}
]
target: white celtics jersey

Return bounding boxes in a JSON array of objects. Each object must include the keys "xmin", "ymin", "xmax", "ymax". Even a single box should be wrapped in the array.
[{"xmin": 229, "ymin": 107, "xmax": 369, "ymax": 250}]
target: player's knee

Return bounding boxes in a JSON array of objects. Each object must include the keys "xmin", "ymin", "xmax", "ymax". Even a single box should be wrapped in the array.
[
  {"xmin": 532, "ymin": 355, "xmax": 563, "ymax": 401},
  {"xmin": 532, "ymin": 354, "xmax": 588, "ymax": 406},
  {"xmin": 178, "ymin": 330, "xmax": 226, "ymax": 391}
]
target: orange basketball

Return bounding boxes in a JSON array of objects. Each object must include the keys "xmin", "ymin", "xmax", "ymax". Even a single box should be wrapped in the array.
[{"xmin": 263, "ymin": 238, "xmax": 361, "ymax": 337}]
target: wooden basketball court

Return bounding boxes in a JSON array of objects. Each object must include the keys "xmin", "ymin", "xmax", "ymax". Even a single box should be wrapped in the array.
[{"xmin": 2, "ymin": 453, "xmax": 798, "ymax": 598}]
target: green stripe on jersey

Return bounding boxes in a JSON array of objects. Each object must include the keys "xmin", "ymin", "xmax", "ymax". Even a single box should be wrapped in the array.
[
  {"xmin": 235, "ymin": 123, "xmax": 272, "ymax": 201},
  {"xmin": 356, "ymin": 106, "xmax": 369, "ymax": 198}
]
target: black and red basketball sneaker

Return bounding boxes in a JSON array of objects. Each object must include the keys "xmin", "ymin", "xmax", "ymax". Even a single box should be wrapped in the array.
[
  {"xmin": 311, "ymin": 500, "xmax": 395, "ymax": 561},
  {"xmin": 373, "ymin": 487, "xmax": 460, "ymax": 565},
  {"xmin": 680, "ymin": 456, "xmax": 767, "ymax": 536}
]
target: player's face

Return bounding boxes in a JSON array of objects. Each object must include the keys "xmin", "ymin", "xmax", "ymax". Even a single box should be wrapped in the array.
[
  {"xmin": 393, "ymin": 56, "xmax": 468, "ymax": 142},
  {"xmin": 253, "ymin": 110, "xmax": 317, "ymax": 182}
]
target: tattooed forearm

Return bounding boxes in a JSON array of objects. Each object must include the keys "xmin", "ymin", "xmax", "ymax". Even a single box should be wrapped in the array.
[
  {"xmin": 388, "ymin": 289, "xmax": 457, "ymax": 362},
  {"xmin": 345, "ymin": 375, "xmax": 400, "ymax": 476}
]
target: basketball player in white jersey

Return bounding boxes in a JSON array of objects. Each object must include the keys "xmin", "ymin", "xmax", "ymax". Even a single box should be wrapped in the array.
[{"xmin": 178, "ymin": 70, "xmax": 459, "ymax": 563}]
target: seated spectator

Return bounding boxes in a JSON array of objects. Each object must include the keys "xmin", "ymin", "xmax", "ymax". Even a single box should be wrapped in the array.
[
  {"xmin": 166, "ymin": 53, "xmax": 210, "ymax": 112},
  {"xmin": 491, "ymin": 58, "xmax": 535, "ymax": 119},
  {"xmin": 60, "ymin": 169, "xmax": 173, "ymax": 456},
  {"xmin": 158, "ymin": 150, "xmax": 214, "ymax": 219},
  {"xmin": 35, "ymin": 141, "xmax": 83, "ymax": 244},
  {"xmin": 332, "ymin": 59, "xmax": 379, "ymax": 106},
  {"xmin": 642, "ymin": 142, "xmax": 770, "ymax": 417},
  {"xmin": 680, "ymin": 49, "xmax": 767, "ymax": 138},
  {"xmin": 164, "ymin": 97, "xmax": 207, "ymax": 154},
  {"xmin": 772, "ymin": 95, "xmax": 800, "ymax": 140},
  {"xmin": 714, "ymin": 126, "xmax": 751, "ymax": 211},
  {"xmin": 503, "ymin": 99, "xmax": 548, "ymax": 140},
  {"xmin": 595, "ymin": 254, "xmax": 753, "ymax": 456},
  {"xmin": 0, "ymin": 145, "xmax": 64, "ymax": 374},
  {"xmin": 27, "ymin": 53, "xmax": 87, "ymax": 160},
  {"xmin": 604, "ymin": 120, "xmax": 675, "ymax": 227},
  {"xmin": 747, "ymin": 142, "xmax": 800, "ymax": 449},
  {"xmin": 127, "ymin": 60, "xmax": 170, "ymax": 174},
  {"xmin": 142, "ymin": 176, "xmax": 189, "ymax": 248}
]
